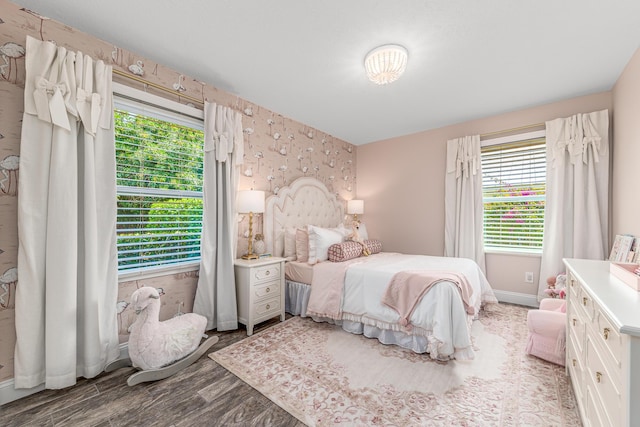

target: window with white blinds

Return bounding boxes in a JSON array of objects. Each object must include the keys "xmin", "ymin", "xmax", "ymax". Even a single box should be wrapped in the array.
[
  {"xmin": 114, "ymin": 97, "xmax": 204, "ymax": 273},
  {"xmin": 481, "ymin": 134, "xmax": 546, "ymax": 252}
]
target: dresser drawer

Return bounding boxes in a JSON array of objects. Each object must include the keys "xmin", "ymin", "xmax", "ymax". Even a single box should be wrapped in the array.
[
  {"xmin": 253, "ymin": 264, "xmax": 281, "ymax": 283},
  {"xmin": 594, "ymin": 308, "xmax": 623, "ymax": 371},
  {"xmin": 253, "ymin": 280, "xmax": 281, "ymax": 300},
  {"xmin": 254, "ymin": 297, "xmax": 281, "ymax": 317},
  {"xmin": 568, "ymin": 307, "xmax": 586, "ymax": 355},
  {"xmin": 584, "ymin": 335, "xmax": 622, "ymax": 427},
  {"xmin": 567, "ymin": 333, "xmax": 584, "ymax": 404},
  {"xmin": 577, "ymin": 288, "xmax": 596, "ymax": 321},
  {"xmin": 585, "ymin": 382, "xmax": 613, "ymax": 427},
  {"xmin": 568, "ymin": 274, "xmax": 580, "ymax": 299}
]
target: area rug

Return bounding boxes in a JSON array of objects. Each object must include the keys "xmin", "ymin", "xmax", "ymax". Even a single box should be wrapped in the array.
[{"xmin": 209, "ymin": 304, "xmax": 581, "ymax": 426}]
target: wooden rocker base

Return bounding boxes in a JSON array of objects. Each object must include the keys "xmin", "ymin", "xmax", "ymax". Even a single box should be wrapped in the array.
[{"xmin": 105, "ymin": 335, "xmax": 219, "ymax": 386}]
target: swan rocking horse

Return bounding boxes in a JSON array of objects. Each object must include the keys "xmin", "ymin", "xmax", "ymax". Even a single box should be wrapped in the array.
[{"xmin": 105, "ymin": 287, "xmax": 219, "ymax": 386}]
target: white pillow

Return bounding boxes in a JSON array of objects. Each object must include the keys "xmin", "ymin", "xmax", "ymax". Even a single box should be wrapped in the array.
[
  {"xmin": 307, "ymin": 225, "xmax": 346, "ymax": 264},
  {"xmin": 335, "ymin": 223, "xmax": 351, "ymax": 238},
  {"xmin": 358, "ymin": 223, "xmax": 369, "ymax": 240},
  {"xmin": 283, "ymin": 227, "xmax": 297, "ymax": 261}
]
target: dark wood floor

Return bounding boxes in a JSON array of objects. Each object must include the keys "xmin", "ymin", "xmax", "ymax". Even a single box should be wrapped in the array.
[{"xmin": 0, "ymin": 318, "xmax": 305, "ymax": 427}]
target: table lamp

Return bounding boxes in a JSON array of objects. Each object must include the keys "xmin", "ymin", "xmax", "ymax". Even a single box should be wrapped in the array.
[
  {"xmin": 347, "ymin": 199, "xmax": 364, "ymax": 222},
  {"xmin": 238, "ymin": 190, "xmax": 265, "ymax": 260}
]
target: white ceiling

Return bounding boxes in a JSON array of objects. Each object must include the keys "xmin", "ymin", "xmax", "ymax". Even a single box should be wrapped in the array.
[{"xmin": 10, "ymin": 0, "xmax": 640, "ymax": 145}]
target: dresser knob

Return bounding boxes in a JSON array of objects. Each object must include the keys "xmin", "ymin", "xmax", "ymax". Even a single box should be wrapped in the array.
[
  {"xmin": 596, "ymin": 372, "xmax": 602, "ymax": 383},
  {"xmin": 603, "ymin": 328, "xmax": 610, "ymax": 340},
  {"xmin": 570, "ymin": 279, "xmax": 575, "ymax": 288},
  {"xmin": 266, "ymin": 304, "xmax": 270, "ymax": 310},
  {"xmin": 572, "ymin": 359, "xmax": 577, "ymax": 367},
  {"xmin": 572, "ymin": 318, "xmax": 577, "ymax": 327},
  {"xmin": 266, "ymin": 270, "xmax": 270, "ymax": 276},
  {"xmin": 582, "ymin": 297, "xmax": 588, "ymax": 306},
  {"xmin": 266, "ymin": 287, "xmax": 270, "ymax": 293}
]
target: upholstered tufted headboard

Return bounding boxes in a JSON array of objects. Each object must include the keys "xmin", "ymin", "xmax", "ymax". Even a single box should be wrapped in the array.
[{"xmin": 264, "ymin": 177, "xmax": 344, "ymax": 257}]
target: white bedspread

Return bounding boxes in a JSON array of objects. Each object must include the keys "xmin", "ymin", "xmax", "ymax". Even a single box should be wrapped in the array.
[{"xmin": 307, "ymin": 252, "xmax": 497, "ymax": 360}]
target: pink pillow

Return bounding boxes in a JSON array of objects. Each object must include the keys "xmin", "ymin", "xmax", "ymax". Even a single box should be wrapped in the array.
[
  {"xmin": 295, "ymin": 228, "xmax": 309, "ymax": 262},
  {"xmin": 364, "ymin": 239, "xmax": 382, "ymax": 254},
  {"xmin": 328, "ymin": 240, "xmax": 383, "ymax": 262},
  {"xmin": 328, "ymin": 241, "xmax": 363, "ymax": 262},
  {"xmin": 283, "ymin": 227, "xmax": 297, "ymax": 261}
]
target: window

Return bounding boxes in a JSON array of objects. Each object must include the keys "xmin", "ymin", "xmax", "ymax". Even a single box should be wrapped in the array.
[
  {"xmin": 114, "ymin": 96, "xmax": 204, "ymax": 273},
  {"xmin": 481, "ymin": 132, "xmax": 546, "ymax": 252}
]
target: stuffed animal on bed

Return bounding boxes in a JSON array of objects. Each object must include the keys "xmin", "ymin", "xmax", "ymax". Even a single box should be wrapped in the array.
[
  {"xmin": 128, "ymin": 287, "xmax": 207, "ymax": 370},
  {"xmin": 348, "ymin": 220, "xmax": 371, "ymax": 256}
]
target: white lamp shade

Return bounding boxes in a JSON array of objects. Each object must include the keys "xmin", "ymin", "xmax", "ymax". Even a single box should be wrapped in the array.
[
  {"xmin": 237, "ymin": 190, "xmax": 265, "ymax": 213},
  {"xmin": 347, "ymin": 199, "xmax": 364, "ymax": 215}
]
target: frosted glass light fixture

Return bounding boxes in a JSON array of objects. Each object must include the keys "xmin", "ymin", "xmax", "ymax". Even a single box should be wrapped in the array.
[{"xmin": 364, "ymin": 44, "xmax": 408, "ymax": 85}]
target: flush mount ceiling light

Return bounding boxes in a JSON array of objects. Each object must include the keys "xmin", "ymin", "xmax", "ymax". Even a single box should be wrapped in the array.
[{"xmin": 364, "ymin": 44, "xmax": 408, "ymax": 85}]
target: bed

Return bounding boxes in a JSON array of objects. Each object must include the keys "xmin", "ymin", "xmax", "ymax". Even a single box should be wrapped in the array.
[{"xmin": 264, "ymin": 177, "xmax": 497, "ymax": 360}]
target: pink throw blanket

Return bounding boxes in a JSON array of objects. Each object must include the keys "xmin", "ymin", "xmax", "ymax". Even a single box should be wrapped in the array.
[
  {"xmin": 382, "ymin": 270, "xmax": 476, "ymax": 329},
  {"xmin": 306, "ymin": 257, "xmax": 365, "ymax": 319}
]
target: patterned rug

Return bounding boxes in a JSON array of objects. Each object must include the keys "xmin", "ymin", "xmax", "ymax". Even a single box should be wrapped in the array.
[{"xmin": 209, "ymin": 304, "xmax": 581, "ymax": 426}]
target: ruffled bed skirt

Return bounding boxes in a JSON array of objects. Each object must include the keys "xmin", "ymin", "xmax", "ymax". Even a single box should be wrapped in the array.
[{"xmin": 284, "ymin": 280, "xmax": 475, "ymax": 360}]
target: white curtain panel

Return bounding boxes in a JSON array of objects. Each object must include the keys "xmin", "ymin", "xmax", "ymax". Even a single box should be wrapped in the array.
[
  {"xmin": 537, "ymin": 109, "xmax": 609, "ymax": 299},
  {"xmin": 15, "ymin": 36, "xmax": 119, "ymax": 389},
  {"xmin": 193, "ymin": 102, "xmax": 243, "ymax": 331},
  {"xmin": 444, "ymin": 135, "xmax": 486, "ymax": 274}
]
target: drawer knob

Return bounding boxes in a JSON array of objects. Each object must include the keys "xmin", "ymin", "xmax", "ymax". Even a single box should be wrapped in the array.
[
  {"xmin": 572, "ymin": 359, "xmax": 577, "ymax": 367},
  {"xmin": 572, "ymin": 318, "xmax": 576, "ymax": 327},
  {"xmin": 266, "ymin": 287, "xmax": 270, "ymax": 293},
  {"xmin": 570, "ymin": 279, "xmax": 575, "ymax": 288},
  {"xmin": 266, "ymin": 304, "xmax": 270, "ymax": 310},
  {"xmin": 595, "ymin": 372, "xmax": 602, "ymax": 383},
  {"xmin": 266, "ymin": 270, "xmax": 270, "ymax": 276},
  {"xmin": 603, "ymin": 328, "xmax": 610, "ymax": 340},
  {"xmin": 582, "ymin": 297, "xmax": 588, "ymax": 306}
]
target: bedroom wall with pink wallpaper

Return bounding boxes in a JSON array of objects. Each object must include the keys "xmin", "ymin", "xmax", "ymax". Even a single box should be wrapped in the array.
[
  {"xmin": 356, "ymin": 91, "xmax": 613, "ymax": 296},
  {"xmin": 0, "ymin": 1, "xmax": 356, "ymax": 383}
]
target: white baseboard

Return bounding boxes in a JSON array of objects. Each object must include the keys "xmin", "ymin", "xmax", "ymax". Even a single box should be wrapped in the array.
[
  {"xmin": 493, "ymin": 290, "xmax": 539, "ymax": 308},
  {"xmin": 0, "ymin": 342, "xmax": 129, "ymax": 406},
  {"xmin": 0, "ymin": 380, "xmax": 44, "ymax": 407}
]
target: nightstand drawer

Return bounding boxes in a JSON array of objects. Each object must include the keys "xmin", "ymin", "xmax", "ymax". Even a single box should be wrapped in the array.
[
  {"xmin": 235, "ymin": 257, "xmax": 286, "ymax": 336},
  {"xmin": 254, "ymin": 281, "xmax": 280, "ymax": 300},
  {"xmin": 255, "ymin": 297, "xmax": 280, "ymax": 317},
  {"xmin": 253, "ymin": 264, "xmax": 281, "ymax": 282}
]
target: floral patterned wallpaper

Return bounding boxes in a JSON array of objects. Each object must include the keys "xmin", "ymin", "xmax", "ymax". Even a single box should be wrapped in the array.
[{"xmin": 0, "ymin": 1, "xmax": 356, "ymax": 383}]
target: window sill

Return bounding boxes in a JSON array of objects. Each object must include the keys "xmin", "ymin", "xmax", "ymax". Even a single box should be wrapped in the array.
[
  {"xmin": 118, "ymin": 261, "xmax": 200, "ymax": 283},
  {"xmin": 484, "ymin": 248, "xmax": 542, "ymax": 258}
]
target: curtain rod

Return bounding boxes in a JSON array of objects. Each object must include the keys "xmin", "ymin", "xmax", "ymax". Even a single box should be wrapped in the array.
[
  {"xmin": 112, "ymin": 69, "xmax": 205, "ymax": 106},
  {"xmin": 480, "ymin": 122, "xmax": 544, "ymax": 139}
]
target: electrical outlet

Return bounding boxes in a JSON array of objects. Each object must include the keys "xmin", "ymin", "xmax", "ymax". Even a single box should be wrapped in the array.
[{"xmin": 525, "ymin": 272, "xmax": 534, "ymax": 283}]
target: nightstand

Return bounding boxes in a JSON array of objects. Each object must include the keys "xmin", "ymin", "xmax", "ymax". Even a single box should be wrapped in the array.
[{"xmin": 234, "ymin": 257, "xmax": 286, "ymax": 336}]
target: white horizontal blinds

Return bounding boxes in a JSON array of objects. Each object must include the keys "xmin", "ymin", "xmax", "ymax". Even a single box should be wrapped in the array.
[
  {"xmin": 114, "ymin": 98, "xmax": 204, "ymax": 272},
  {"xmin": 481, "ymin": 137, "xmax": 546, "ymax": 251}
]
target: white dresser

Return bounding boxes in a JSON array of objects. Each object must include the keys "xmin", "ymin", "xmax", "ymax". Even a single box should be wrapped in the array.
[
  {"xmin": 563, "ymin": 259, "xmax": 640, "ymax": 427},
  {"xmin": 234, "ymin": 257, "xmax": 286, "ymax": 336}
]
